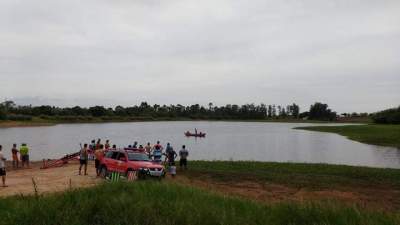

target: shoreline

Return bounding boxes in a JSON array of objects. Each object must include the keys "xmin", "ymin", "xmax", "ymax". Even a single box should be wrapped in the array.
[{"xmin": 0, "ymin": 118, "xmax": 366, "ymax": 128}]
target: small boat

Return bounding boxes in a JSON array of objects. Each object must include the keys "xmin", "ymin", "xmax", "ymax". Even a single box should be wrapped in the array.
[{"xmin": 185, "ymin": 131, "xmax": 206, "ymax": 137}]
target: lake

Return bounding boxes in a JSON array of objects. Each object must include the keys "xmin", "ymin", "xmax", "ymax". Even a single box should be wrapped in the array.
[{"xmin": 0, "ymin": 121, "xmax": 399, "ymax": 168}]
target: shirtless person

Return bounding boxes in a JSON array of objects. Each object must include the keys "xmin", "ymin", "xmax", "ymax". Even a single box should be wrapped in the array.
[
  {"xmin": 11, "ymin": 144, "xmax": 19, "ymax": 168},
  {"xmin": 79, "ymin": 144, "xmax": 88, "ymax": 175}
]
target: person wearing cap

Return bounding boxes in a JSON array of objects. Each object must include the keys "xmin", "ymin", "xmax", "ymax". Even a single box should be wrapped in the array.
[{"xmin": 19, "ymin": 143, "xmax": 30, "ymax": 168}]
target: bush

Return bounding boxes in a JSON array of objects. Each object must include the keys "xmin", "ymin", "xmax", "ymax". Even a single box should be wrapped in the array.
[
  {"xmin": 6, "ymin": 114, "xmax": 32, "ymax": 121},
  {"xmin": 372, "ymin": 106, "xmax": 400, "ymax": 124}
]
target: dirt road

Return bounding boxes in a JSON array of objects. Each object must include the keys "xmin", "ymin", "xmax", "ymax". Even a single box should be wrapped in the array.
[{"xmin": 0, "ymin": 161, "xmax": 101, "ymax": 197}]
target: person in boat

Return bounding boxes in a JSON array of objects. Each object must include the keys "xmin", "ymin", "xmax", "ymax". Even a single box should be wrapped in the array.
[
  {"xmin": 179, "ymin": 145, "xmax": 189, "ymax": 170},
  {"xmin": 105, "ymin": 140, "xmax": 110, "ymax": 150},
  {"xmin": 165, "ymin": 143, "xmax": 177, "ymax": 166},
  {"xmin": 19, "ymin": 143, "xmax": 30, "ymax": 168},
  {"xmin": 132, "ymin": 141, "xmax": 138, "ymax": 149},
  {"xmin": 152, "ymin": 141, "xmax": 163, "ymax": 163},
  {"xmin": 94, "ymin": 144, "xmax": 104, "ymax": 176},
  {"xmin": 112, "ymin": 144, "xmax": 116, "ymax": 149},
  {"xmin": 0, "ymin": 145, "xmax": 7, "ymax": 187},
  {"xmin": 79, "ymin": 144, "xmax": 88, "ymax": 176},
  {"xmin": 11, "ymin": 144, "xmax": 19, "ymax": 168},
  {"xmin": 195, "ymin": 128, "xmax": 198, "ymax": 135}
]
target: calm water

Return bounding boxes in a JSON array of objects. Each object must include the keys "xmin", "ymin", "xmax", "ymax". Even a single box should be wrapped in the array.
[{"xmin": 0, "ymin": 121, "xmax": 399, "ymax": 168}]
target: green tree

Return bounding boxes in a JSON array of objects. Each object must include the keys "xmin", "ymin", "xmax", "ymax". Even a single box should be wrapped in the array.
[
  {"xmin": 89, "ymin": 106, "xmax": 107, "ymax": 117},
  {"xmin": 309, "ymin": 102, "xmax": 336, "ymax": 121},
  {"xmin": 372, "ymin": 106, "xmax": 400, "ymax": 124}
]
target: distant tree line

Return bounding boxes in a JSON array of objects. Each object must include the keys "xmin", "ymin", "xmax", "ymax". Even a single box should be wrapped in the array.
[
  {"xmin": 0, "ymin": 101, "xmax": 303, "ymax": 121},
  {"xmin": 372, "ymin": 106, "xmax": 400, "ymax": 124}
]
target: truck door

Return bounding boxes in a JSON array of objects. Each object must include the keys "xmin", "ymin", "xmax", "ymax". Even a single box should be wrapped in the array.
[{"xmin": 116, "ymin": 152, "xmax": 127, "ymax": 173}]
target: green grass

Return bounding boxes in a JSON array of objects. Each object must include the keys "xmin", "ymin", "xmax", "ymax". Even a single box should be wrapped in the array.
[
  {"xmin": 294, "ymin": 124, "xmax": 400, "ymax": 148},
  {"xmin": 0, "ymin": 181, "xmax": 398, "ymax": 225},
  {"xmin": 184, "ymin": 161, "xmax": 400, "ymax": 189}
]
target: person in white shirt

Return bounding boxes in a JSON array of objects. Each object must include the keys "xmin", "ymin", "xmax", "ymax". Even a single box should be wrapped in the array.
[{"xmin": 0, "ymin": 145, "xmax": 7, "ymax": 187}]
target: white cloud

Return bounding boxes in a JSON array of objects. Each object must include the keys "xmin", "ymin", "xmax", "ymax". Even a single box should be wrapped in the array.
[{"xmin": 0, "ymin": 0, "xmax": 399, "ymax": 112}]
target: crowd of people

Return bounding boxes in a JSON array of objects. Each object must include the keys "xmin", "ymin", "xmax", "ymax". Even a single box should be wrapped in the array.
[
  {"xmin": 0, "ymin": 143, "xmax": 33, "ymax": 187},
  {"xmin": 78, "ymin": 139, "xmax": 190, "ymax": 177},
  {"xmin": 0, "ymin": 139, "xmax": 190, "ymax": 187}
]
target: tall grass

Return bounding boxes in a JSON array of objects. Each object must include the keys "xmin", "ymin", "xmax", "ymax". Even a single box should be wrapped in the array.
[{"xmin": 0, "ymin": 182, "xmax": 398, "ymax": 225}]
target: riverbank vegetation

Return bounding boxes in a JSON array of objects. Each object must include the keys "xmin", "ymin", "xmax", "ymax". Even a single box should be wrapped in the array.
[
  {"xmin": 0, "ymin": 100, "xmax": 302, "ymax": 121},
  {"xmin": 0, "ymin": 100, "xmax": 359, "ymax": 126},
  {"xmin": 0, "ymin": 181, "xmax": 399, "ymax": 225},
  {"xmin": 372, "ymin": 106, "xmax": 400, "ymax": 124},
  {"xmin": 295, "ymin": 125, "xmax": 400, "ymax": 148}
]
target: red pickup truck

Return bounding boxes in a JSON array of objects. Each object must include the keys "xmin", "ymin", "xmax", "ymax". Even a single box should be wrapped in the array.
[{"xmin": 99, "ymin": 149, "xmax": 165, "ymax": 178}]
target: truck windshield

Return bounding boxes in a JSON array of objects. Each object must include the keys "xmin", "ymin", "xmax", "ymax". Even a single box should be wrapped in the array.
[{"xmin": 128, "ymin": 153, "xmax": 150, "ymax": 161}]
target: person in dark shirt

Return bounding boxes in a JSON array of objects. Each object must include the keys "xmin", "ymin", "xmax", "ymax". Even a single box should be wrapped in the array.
[
  {"xmin": 165, "ymin": 143, "xmax": 177, "ymax": 166},
  {"xmin": 179, "ymin": 145, "xmax": 189, "ymax": 170}
]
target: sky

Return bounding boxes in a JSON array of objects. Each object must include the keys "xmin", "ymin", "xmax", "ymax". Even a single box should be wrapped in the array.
[{"xmin": 0, "ymin": 0, "xmax": 399, "ymax": 113}]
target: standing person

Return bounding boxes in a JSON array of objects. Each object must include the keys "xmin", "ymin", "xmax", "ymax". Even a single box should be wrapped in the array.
[
  {"xmin": 11, "ymin": 144, "xmax": 19, "ymax": 168},
  {"xmin": 179, "ymin": 145, "xmax": 189, "ymax": 170},
  {"xmin": 152, "ymin": 141, "xmax": 163, "ymax": 163},
  {"xmin": 96, "ymin": 139, "xmax": 101, "ymax": 150},
  {"xmin": 105, "ymin": 140, "xmax": 110, "ymax": 150},
  {"xmin": 132, "ymin": 141, "xmax": 138, "ymax": 149},
  {"xmin": 19, "ymin": 143, "xmax": 30, "ymax": 168},
  {"xmin": 90, "ymin": 140, "xmax": 96, "ymax": 151},
  {"xmin": 165, "ymin": 143, "xmax": 177, "ymax": 166},
  {"xmin": 79, "ymin": 144, "xmax": 88, "ymax": 176},
  {"xmin": 0, "ymin": 145, "xmax": 7, "ymax": 187},
  {"xmin": 144, "ymin": 142, "xmax": 152, "ymax": 157},
  {"xmin": 138, "ymin": 145, "xmax": 144, "ymax": 152},
  {"xmin": 94, "ymin": 144, "xmax": 104, "ymax": 176},
  {"xmin": 153, "ymin": 141, "xmax": 163, "ymax": 151}
]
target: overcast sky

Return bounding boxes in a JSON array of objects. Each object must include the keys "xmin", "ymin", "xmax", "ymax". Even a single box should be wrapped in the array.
[{"xmin": 0, "ymin": 0, "xmax": 399, "ymax": 113}]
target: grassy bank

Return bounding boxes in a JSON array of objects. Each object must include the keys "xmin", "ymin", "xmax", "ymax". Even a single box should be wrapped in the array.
[
  {"xmin": 294, "ymin": 124, "xmax": 400, "ymax": 148},
  {"xmin": 0, "ymin": 181, "xmax": 398, "ymax": 225},
  {"xmin": 184, "ymin": 161, "xmax": 400, "ymax": 189}
]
